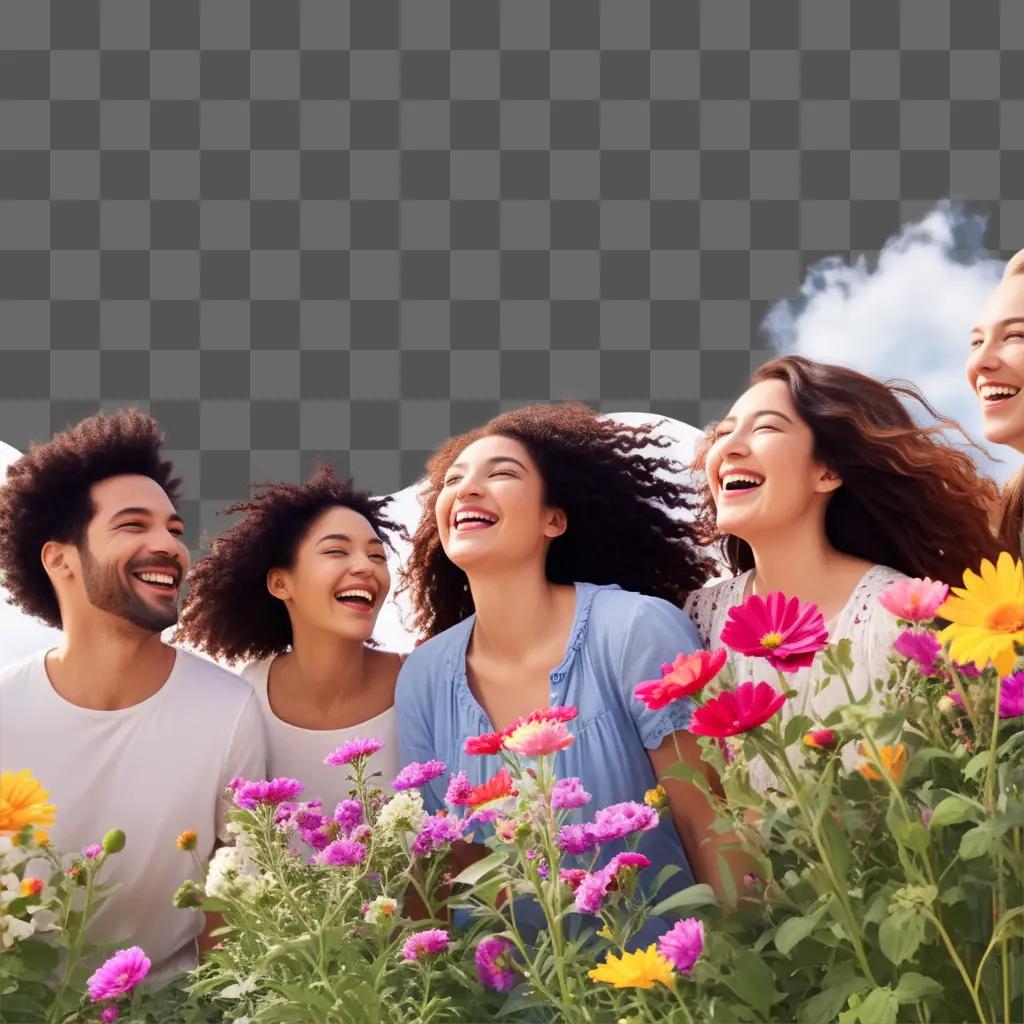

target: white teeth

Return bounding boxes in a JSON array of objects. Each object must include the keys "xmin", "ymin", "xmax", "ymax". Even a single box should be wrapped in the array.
[
  {"xmin": 980, "ymin": 384, "xmax": 1020, "ymax": 400},
  {"xmin": 720, "ymin": 473, "xmax": 764, "ymax": 490},
  {"xmin": 455, "ymin": 511, "xmax": 497, "ymax": 527},
  {"xmin": 336, "ymin": 588, "xmax": 374, "ymax": 603},
  {"xmin": 137, "ymin": 572, "xmax": 175, "ymax": 586}
]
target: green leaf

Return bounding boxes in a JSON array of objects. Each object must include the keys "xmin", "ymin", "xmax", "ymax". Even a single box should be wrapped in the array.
[
  {"xmin": 784, "ymin": 714, "xmax": 815, "ymax": 748},
  {"xmin": 649, "ymin": 882, "xmax": 718, "ymax": 917},
  {"xmin": 722, "ymin": 951, "xmax": 783, "ymax": 1016},
  {"xmin": 775, "ymin": 913, "xmax": 823, "ymax": 955},
  {"xmin": 649, "ymin": 864, "xmax": 682, "ymax": 897},
  {"xmin": 15, "ymin": 939, "xmax": 59, "ymax": 974},
  {"xmin": 894, "ymin": 972, "xmax": 943, "ymax": 1003},
  {"xmin": 930, "ymin": 794, "xmax": 982, "ymax": 829},
  {"xmin": 904, "ymin": 746, "xmax": 957, "ymax": 782},
  {"xmin": 854, "ymin": 987, "xmax": 899, "ymax": 1024},
  {"xmin": 964, "ymin": 751, "xmax": 990, "ymax": 781},
  {"xmin": 879, "ymin": 908, "xmax": 927, "ymax": 965},
  {"xmin": 959, "ymin": 823, "xmax": 998, "ymax": 860},
  {"xmin": 662, "ymin": 759, "xmax": 712, "ymax": 794},
  {"xmin": 450, "ymin": 850, "xmax": 508, "ymax": 887}
]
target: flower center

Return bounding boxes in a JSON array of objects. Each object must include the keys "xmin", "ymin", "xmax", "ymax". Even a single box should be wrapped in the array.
[
  {"xmin": 759, "ymin": 631, "xmax": 785, "ymax": 650},
  {"xmin": 985, "ymin": 602, "xmax": 1024, "ymax": 633}
]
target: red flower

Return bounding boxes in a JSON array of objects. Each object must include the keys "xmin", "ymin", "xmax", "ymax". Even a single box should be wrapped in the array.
[
  {"xmin": 720, "ymin": 592, "xmax": 828, "ymax": 673},
  {"xmin": 802, "ymin": 728, "xmax": 837, "ymax": 749},
  {"xmin": 465, "ymin": 731, "xmax": 505, "ymax": 755},
  {"xmin": 634, "ymin": 649, "xmax": 727, "ymax": 710},
  {"xmin": 463, "ymin": 768, "xmax": 516, "ymax": 808},
  {"xmin": 689, "ymin": 681, "xmax": 787, "ymax": 738}
]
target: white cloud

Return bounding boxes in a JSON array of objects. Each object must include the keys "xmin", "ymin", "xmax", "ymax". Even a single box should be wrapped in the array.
[{"xmin": 762, "ymin": 201, "xmax": 1013, "ymax": 480}]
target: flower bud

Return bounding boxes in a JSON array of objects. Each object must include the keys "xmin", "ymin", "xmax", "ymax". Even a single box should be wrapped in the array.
[
  {"xmin": 802, "ymin": 728, "xmax": 837, "ymax": 750},
  {"xmin": 172, "ymin": 880, "xmax": 204, "ymax": 909},
  {"xmin": 643, "ymin": 785, "xmax": 668, "ymax": 810},
  {"xmin": 102, "ymin": 829, "xmax": 126, "ymax": 855},
  {"xmin": 176, "ymin": 830, "xmax": 198, "ymax": 852}
]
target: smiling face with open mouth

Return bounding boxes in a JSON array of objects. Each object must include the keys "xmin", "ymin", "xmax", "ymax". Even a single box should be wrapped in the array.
[
  {"xmin": 267, "ymin": 505, "xmax": 390, "ymax": 643},
  {"xmin": 704, "ymin": 379, "xmax": 840, "ymax": 543},
  {"xmin": 967, "ymin": 261, "xmax": 1024, "ymax": 453}
]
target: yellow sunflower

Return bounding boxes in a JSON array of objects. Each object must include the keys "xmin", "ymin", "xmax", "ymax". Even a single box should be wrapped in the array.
[
  {"xmin": 937, "ymin": 552, "xmax": 1024, "ymax": 677},
  {"xmin": 0, "ymin": 770, "xmax": 57, "ymax": 834},
  {"xmin": 588, "ymin": 944, "xmax": 675, "ymax": 990}
]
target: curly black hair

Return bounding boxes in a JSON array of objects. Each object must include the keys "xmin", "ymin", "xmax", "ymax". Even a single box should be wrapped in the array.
[
  {"xmin": 174, "ymin": 465, "xmax": 402, "ymax": 664},
  {"xmin": 0, "ymin": 409, "xmax": 182, "ymax": 629},
  {"xmin": 400, "ymin": 402, "xmax": 716, "ymax": 639}
]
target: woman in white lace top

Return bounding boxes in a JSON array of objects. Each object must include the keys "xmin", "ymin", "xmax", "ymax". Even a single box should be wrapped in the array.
[{"xmin": 683, "ymin": 356, "xmax": 1001, "ymax": 761}]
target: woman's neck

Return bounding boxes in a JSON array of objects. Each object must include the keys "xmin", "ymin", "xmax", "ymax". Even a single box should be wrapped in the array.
[{"xmin": 279, "ymin": 625, "xmax": 370, "ymax": 704}]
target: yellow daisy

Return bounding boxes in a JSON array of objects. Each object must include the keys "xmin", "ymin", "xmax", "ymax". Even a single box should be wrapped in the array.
[
  {"xmin": 588, "ymin": 944, "xmax": 675, "ymax": 990},
  {"xmin": 0, "ymin": 770, "xmax": 57, "ymax": 834},
  {"xmin": 938, "ymin": 552, "xmax": 1024, "ymax": 677}
]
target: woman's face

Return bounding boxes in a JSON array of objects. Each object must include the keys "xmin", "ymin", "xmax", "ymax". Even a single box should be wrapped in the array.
[
  {"xmin": 967, "ymin": 271, "xmax": 1024, "ymax": 452},
  {"xmin": 267, "ymin": 505, "xmax": 390, "ymax": 642},
  {"xmin": 704, "ymin": 378, "xmax": 839, "ymax": 543},
  {"xmin": 434, "ymin": 434, "xmax": 566, "ymax": 573}
]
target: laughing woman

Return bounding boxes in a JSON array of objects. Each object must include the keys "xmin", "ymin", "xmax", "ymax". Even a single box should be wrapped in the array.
[
  {"xmin": 175, "ymin": 466, "xmax": 404, "ymax": 807},
  {"xmin": 395, "ymin": 402, "xmax": 731, "ymax": 895},
  {"xmin": 967, "ymin": 248, "xmax": 1024, "ymax": 556},
  {"xmin": 685, "ymin": 355, "xmax": 999, "ymax": 745}
]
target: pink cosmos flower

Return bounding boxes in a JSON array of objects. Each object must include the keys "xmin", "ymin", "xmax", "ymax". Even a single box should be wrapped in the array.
[
  {"xmin": 689, "ymin": 681, "xmax": 787, "ymax": 738},
  {"xmin": 878, "ymin": 577, "xmax": 949, "ymax": 623},
  {"xmin": 893, "ymin": 629, "xmax": 942, "ymax": 675},
  {"xmin": 233, "ymin": 777, "xmax": 304, "ymax": 809},
  {"xmin": 634, "ymin": 649, "xmax": 728, "ymax": 710},
  {"xmin": 402, "ymin": 928, "xmax": 450, "ymax": 961},
  {"xmin": 84, "ymin": 843, "xmax": 102, "ymax": 860},
  {"xmin": 720, "ymin": 592, "xmax": 829, "ymax": 672},
  {"xmin": 503, "ymin": 718, "xmax": 574, "ymax": 757},
  {"xmin": 392, "ymin": 759, "xmax": 447, "ymax": 791},
  {"xmin": 551, "ymin": 777, "xmax": 591, "ymax": 810},
  {"xmin": 324, "ymin": 738, "xmax": 384, "ymax": 766},
  {"xmin": 658, "ymin": 918, "xmax": 704, "ymax": 974},
  {"xmin": 1000, "ymin": 672, "xmax": 1024, "ymax": 719},
  {"xmin": 315, "ymin": 839, "xmax": 367, "ymax": 867},
  {"xmin": 475, "ymin": 936, "xmax": 517, "ymax": 992},
  {"xmin": 87, "ymin": 946, "xmax": 151, "ymax": 1002}
]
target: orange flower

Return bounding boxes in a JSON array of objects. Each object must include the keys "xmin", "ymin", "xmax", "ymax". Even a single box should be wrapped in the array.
[
  {"xmin": 0, "ymin": 770, "xmax": 57, "ymax": 833},
  {"xmin": 176, "ymin": 830, "xmax": 198, "ymax": 851},
  {"xmin": 20, "ymin": 877, "xmax": 44, "ymax": 898},
  {"xmin": 857, "ymin": 743, "xmax": 908, "ymax": 784}
]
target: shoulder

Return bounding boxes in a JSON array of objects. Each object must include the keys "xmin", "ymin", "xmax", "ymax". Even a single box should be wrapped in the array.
[
  {"xmin": 587, "ymin": 585, "xmax": 700, "ymax": 650},
  {"xmin": 239, "ymin": 655, "xmax": 273, "ymax": 691},
  {"xmin": 172, "ymin": 648, "xmax": 260, "ymax": 714},
  {"xmin": 396, "ymin": 619, "xmax": 470, "ymax": 697},
  {"xmin": 681, "ymin": 573, "xmax": 748, "ymax": 642},
  {"xmin": 0, "ymin": 651, "xmax": 45, "ymax": 693}
]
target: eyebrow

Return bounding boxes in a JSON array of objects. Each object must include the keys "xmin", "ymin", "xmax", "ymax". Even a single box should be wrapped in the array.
[
  {"xmin": 970, "ymin": 317, "xmax": 1024, "ymax": 334},
  {"xmin": 109, "ymin": 506, "xmax": 185, "ymax": 526},
  {"xmin": 448, "ymin": 455, "xmax": 528, "ymax": 471},
  {"xmin": 316, "ymin": 533, "xmax": 384, "ymax": 546},
  {"xmin": 716, "ymin": 409, "xmax": 794, "ymax": 426}
]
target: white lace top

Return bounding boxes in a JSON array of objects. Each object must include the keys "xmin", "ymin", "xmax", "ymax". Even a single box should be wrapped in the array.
[{"xmin": 683, "ymin": 565, "xmax": 907, "ymax": 789}]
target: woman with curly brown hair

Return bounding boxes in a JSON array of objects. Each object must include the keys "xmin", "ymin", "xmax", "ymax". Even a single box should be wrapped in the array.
[
  {"xmin": 395, "ymin": 402, "xmax": 731, "ymax": 900},
  {"xmin": 685, "ymin": 355, "xmax": 1000, "ymax": 782},
  {"xmin": 176, "ymin": 466, "xmax": 405, "ymax": 808}
]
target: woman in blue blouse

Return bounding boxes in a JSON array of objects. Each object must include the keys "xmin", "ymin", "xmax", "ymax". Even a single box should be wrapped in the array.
[{"xmin": 396, "ymin": 402, "xmax": 728, "ymax": 897}]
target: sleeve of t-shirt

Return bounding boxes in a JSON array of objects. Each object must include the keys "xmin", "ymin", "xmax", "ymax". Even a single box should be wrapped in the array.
[
  {"xmin": 617, "ymin": 595, "xmax": 704, "ymax": 750},
  {"xmin": 395, "ymin": 651, "xmax": 444, "ymax": 813},
  {"xmin": 216, "ymin": 691, "xmax": 268, "ymax": 843}
]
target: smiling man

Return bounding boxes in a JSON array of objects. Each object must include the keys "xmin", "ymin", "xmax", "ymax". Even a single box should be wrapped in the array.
[{"xmin": 0, "ymin": 409, "xmax": 266, "ymax": 981}]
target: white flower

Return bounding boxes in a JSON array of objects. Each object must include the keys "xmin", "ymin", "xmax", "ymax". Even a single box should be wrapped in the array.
[
  {"xmin": 363, "ymin": 896, "xmax": 398, "ymax": 925},
  {"xmin": 0, "ymin": 914, "xmax": 35, "ymax": 948},
  {"xmin": 376, "ymin": 790, "xmax": 426, "ymax": 842},
  {"xmin": 0, "ymin": 838, "xmax": 29, "ymax": 871},
  {"xmin": 205, "ymin": 846, "xmax": 261, "ymax": 902},
  {"xmin": 0, "ymin": 873, "xmax": 21, "ymax": 908}
]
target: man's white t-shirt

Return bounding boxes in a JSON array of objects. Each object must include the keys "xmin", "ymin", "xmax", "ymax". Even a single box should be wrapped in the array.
[{"xmin": 0, "ymin": 647, "xmax": 267, "ymax": 981}]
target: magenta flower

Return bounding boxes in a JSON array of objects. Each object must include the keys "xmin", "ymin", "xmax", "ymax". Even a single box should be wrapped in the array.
[
  {"xmin": 551, "ymin": 777, "xmax": 591, "ymax": 811},
  {"xmin": 556, "ymin": 823, "xmax": 599, "ymax": 855},
  {"xmin": 233, "ymin": 777, "xmax": 304, "ymax": 809},
  {"xmin": 334, "ymin": 799, "xmax": 363, "ymax": 833},
  {"xmin": 879, "ymin": 577, "xmax": 949, "ymax": 623},
  {"xmin": 720, "ymin": 592, "xmax": 829, "ymax": 672},
  {"xmin": 87, "ymin": 946, "xmax": 151, "ymax": 1002},
  {"xmin": 658, "ymin": 918, "xmax": 704, "ymax": 974},
  {"xmin": 315, "ymin": 839, "xmax": 367, "ymax": 867},
  {"xmin": 1000, "ymin": 672, "xmax": 1024, "ymax": 719},
  {"xmin": 402, "ymin": 928, "xmax": 450, "ymax": 961},
  {"xmin": 574, "ymin": 870, "xmax": 613, "ymax": 914},
  {"xmin": 101, "ymin": 1008, "xmax": 120, "ymax": 1023},
  {"xmin": 445, "ymin": 771, "xmax": 473, "ymax": 806},
  {"xmin": 605, "ymin": 852, "xmax": 651, "ymax": 877},
  {"xmin": 953, "ymin": 661, "xmax": 981, "ymax": 678},
  {"xmin": 83, "ymin": 843, "xmax": 102, "ymax": 860},
  {"xmin": 324, "ymin": 737, "xmax": 384, "ymax": 766},
  {"xmin": 392, "ymin": 759, "xmax": 447, "ymax": 792},
  {"xmin": 412, "ymin": 813, "xmax": 466, "ymax": 856},
  {"xmin": 893, "ymin": 629, "xmax": 942, "ymax": 675},
  {"xmin": 475, "ymin": 936, "xmax": 517, "ymax": 992},
  {"xmin": 689, "ymin": 681, "xmax": 787, "ymax": 738},
  {"xmin": 590, "ymin": 802, "xmax": 659, "ymax": 843}
]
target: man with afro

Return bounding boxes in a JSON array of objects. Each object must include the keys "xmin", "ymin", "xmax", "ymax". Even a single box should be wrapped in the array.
[{"xmin": 0, "ymin": 409, "xmax": 266, "ymax": 981}]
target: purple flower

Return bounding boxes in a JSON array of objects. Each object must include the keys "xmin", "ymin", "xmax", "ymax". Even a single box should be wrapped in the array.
[
  {"xmin": 393, "ymin": 759, "xmax": 447, "ymax": 792},
  {"xmin": 324, "ymin": 738, "xmax": 385, "ymax": 766},
  {"xmin": 475, "ymin": 936, "xmax": 517, "ymax": 992},
  {"xmin": 83, "ymin": 843, "xmax": 102, "ymax": 860},
  {"xmin": 574, "ymin": 870, "xmax": 613, "ymax": 915},
  {"xmin": 402, "ymin": 928, "xmax": 450, "ymax": 961},
  {"xmin": 466, "ymin": 807, "xmax": 500, "ymax": 829},
  {"xmin": 658, "ymin": 917, "xmax": 704, "ymax": 974},
  {"xmin": 86, "ymin": 946, "xmax": 151, "ymax": 1002},
  {"xmin": 1000, "ymin": 672, "xmax": 1024, "ymax": 719},
  {"xmin": 274, "ymin": 801, "xmax": 300, "ymax": 828},
  {"xmin": 299, "ymin": 825, "xmax": 333, "ymax": 852},
  {"xmin": 893, "ymin": 629, "xmax": 942, "ymax": 675},
  {"xmin": 334, "ymin": 799, "xmax": 363, "ymax": 833},
  {"xmin": 953, "ymin": 661, "xmax": 981, "ymax": 678},
  {"xmin": 233, "ymin": 777, "xmax": 304, "ymax": 810},
  {"xmin": 315, "ymin": 839, "xmax": 367, "ymax": 867},
  {"xmin": 921, "ymin": 805, "xmax": 933, "ymax": 827},
  {"xmin": 412, "ymin": 813, "xmax": 466, "ymax": 856},
  {"xmin": 445, "ymin": 771, "xmax": 473, "ymax": 806},
  {"xmin": 590, "ymin": 802, "xmax": 658, "ymax": 843},
  {"xmin": 293, "ymin": 802, "xmax": 325, "ymax": 830},
  {"xmin": 101, "ymin": 1008, "xmax": 120, "ymax": 1023},
  {"xmin": 555, "ymin": 823, "xmax": 598, "ymax": 856},
  {"xmin": 551, "ymin": 777, "xmax": 591, "ymax": 811}
]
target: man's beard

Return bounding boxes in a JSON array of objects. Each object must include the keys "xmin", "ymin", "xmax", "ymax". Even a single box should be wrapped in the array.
[{"xmin": 79, "ymin": 545, "xmax": 180, "ymax": 633}]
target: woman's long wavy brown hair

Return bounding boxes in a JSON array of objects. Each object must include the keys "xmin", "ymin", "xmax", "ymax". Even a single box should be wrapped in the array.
[
  {"xmin": 692, "ymin": 355, "xmax": 1001, "ymax": 583},
  {"xmin": 401, "ymin": 402, "xmax": 717, "ymax": 640},
  {"xmin": 174, "ymin": 465, "xmax": 401, "ymax": 664}
]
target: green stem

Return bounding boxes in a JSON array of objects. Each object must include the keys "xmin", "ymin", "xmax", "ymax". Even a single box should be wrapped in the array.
[
  {"xmin": 49, "ymin": 854, "xmax": 102, "ymax": 1023},
  {"xmin": 925, "ymin": 910, "xmax": 989, "ymax": 1024}
]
